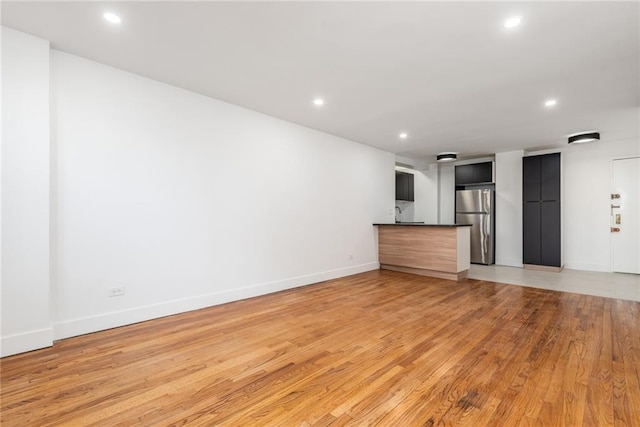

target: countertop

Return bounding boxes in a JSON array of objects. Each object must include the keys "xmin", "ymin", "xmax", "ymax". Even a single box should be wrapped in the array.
[{"xmin": 373, "ymin": 223, "xmax": 472, "ymax": 227}]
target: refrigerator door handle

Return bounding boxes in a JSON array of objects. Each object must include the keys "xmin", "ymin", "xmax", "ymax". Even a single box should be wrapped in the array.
[
  {"xmin": 484, "ymin": 216, "xmax": 490, "ymax": 257},
  {"xmin": 483, "ymin": 189, "xmax": 491, "ymax": 213}
]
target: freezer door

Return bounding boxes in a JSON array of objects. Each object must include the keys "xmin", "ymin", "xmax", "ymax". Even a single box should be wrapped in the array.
[
  {"xmin": 456, "ymin": 213, "xmax": 493, "ymax": 264},
  {"xmin": 456, "ymin": 189, "xmax": 491, "ymax": 214}
]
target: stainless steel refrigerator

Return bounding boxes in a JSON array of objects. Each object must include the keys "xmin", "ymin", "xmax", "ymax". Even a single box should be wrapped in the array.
[{"xmin": 456, "ymin": 189, "xmax": 495, "ymax": 265}]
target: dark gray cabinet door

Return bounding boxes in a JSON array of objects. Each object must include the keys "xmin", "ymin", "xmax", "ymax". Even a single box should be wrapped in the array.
[
  {"xmin": 523, "ymin": 156, "xmax": 541, "ymax": 202},
  {"xmin": 395, "ymin": 172, "xmax": 414, "ymax": 201},
  {"xmin": 455, "ymin": 164, "xmax": 474, "ymax": 185},
  {"xmin": 541, "ymin": 154, "xmax": 561, "ymax": 201},
  {"xmin": 474, "ymin": 162, "xmax": 493, "ymax": 184},
  {"xmin": 523, "ymin": 202, "xmax": 541, "ymax": 265},
  {"xmin": 541, "ymin": 201, "xmax": 561, "ymax": 266}
]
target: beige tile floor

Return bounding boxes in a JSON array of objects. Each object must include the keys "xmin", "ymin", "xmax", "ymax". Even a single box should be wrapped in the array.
[{"xmin": 468, "ymin": 264, "xmax": 640, "ymax": 302}]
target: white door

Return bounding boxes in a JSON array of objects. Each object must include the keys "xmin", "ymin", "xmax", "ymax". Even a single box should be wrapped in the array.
[{"xmin": 611, "ymin": 157, "xmax": 640, "ymax": 274}]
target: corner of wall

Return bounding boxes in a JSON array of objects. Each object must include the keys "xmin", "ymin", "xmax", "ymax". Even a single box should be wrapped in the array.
[
  {"xmin": 1, "ymin": 27, "xmax": 53, "ymax": 357},
  {"xmin": 1, "ymin": 328, "xmax": 54, "ymax": 358}
]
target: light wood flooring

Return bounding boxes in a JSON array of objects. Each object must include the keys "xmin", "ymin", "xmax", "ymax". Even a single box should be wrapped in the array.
[{"xmin": 2, "ymin": 270, "xmax": 639, "ymax": 426}]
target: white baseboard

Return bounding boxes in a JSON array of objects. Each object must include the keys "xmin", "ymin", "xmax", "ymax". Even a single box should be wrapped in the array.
[
  {"xmin": 1, "ymin": 328, "xmax": 53, "ymax": 358},
  {"xmin": 563, "ymin": 262, "xmax": 611, "ymax": 273},
  {"xmin": 54, "ymin": 262, "xmax": 380, "ymax": 341}
]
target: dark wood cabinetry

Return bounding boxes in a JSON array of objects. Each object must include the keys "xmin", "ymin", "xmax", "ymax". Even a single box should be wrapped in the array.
[
  {"xmin": 523, "ymin": 153, "xmax": 561, "ymax": 269},
  {"xmin": 395, "ymin": 172, "xmax": 414, "ymax": 201},
  {"xmin": 455, "ymin": 162, "xmax": 493, "ymax": 185}
]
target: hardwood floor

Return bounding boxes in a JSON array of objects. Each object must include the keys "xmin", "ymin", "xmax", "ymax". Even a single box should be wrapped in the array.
[{"xmin": 2, "ymin": 270, "xmax": 639, "ymax": 426}]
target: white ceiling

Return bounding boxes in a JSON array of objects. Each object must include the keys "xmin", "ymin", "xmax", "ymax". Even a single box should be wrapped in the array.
[{"xmin": 2, "ymin": 1, "xmax": 639, "ymax": 161}]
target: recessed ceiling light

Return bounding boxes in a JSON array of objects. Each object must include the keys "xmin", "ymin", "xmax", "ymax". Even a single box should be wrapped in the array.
[
  {"xmin": 313, "ymin": 98, "xmax": 324, "ymax": 106},
  {"xmin": 504, "ymin": 16, "xmax": 522, "ymax": 29},
  {"xmin": 399, "ymin": 133, "xmax": 408, "ymax": 139},
  {"xmin": 545, "ymin": 99, "xmax": 558, "ymax": 107},
  {"xmin": 103, "ymin": 12, "xmax": 122, "ymax": 24}
]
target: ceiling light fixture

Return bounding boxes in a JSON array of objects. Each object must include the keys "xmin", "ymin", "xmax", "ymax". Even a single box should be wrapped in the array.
[
  {"xmin": 437, "ymin": 152, "xmax": 457, "ymax": 162},
  {"xmin": 568, "ymin": 132, "xmax": 600, "ymax": 144},
  {"xmin": 313, "ymin": 98, "xmax": 324, "ymax": 106},
  {"xmin": 545, "ymin": 99, "xmax": 557, "ymax": 107},
  {"xmin": 399, "ymin": 133, "xmax": 408, "ymax": 139},
  {"xmin": 103, "ymin": 12, "xmax": 122, "ymax": 24},
  {"xmin": 504, "ymin": 16, "xmax": 522, "ymax": 29}
]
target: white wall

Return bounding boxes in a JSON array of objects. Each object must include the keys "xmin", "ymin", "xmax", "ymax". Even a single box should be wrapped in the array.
[
  {"xmin": 51, "ymin": 51, "xmax": 395, "ymax": 339},
  {"xmin": 495, "ymin": 150, "xmax": 523, "ymax": 267},
  {"xmin": 1, "ymin": 28, "xmax": 53, "ymax": 356},
  {"xmin": 559, "ymin": 137, "xmax": 639, "ymax": 271},
  {"xmin": 438, "ymin": 163, "xmax": 455, "ymax": 224},
  {"xmin": 414, "ymin": 166, "xmax": 438, "ymax": 224}
]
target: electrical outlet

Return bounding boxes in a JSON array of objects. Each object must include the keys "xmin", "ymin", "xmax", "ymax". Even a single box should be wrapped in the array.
[{"xmin": 108, "ymin": 286, "xmax": 125, "ymax": 297}]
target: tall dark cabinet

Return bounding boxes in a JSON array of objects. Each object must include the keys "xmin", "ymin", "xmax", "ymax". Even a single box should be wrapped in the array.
[{"xmin": 523, "ymin": 153, "xmax": 562, "ymax": 269}]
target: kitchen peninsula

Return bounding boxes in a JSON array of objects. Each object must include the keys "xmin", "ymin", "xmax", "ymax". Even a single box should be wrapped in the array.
[{"xmin": 373, "ymin": 224, "xmax": 471, "ymax": 281}]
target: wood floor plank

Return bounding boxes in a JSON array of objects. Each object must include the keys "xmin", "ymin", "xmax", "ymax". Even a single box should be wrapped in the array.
[{"xmin": 1, "ymin": 270, "xmax": 639, "ymax": 426}]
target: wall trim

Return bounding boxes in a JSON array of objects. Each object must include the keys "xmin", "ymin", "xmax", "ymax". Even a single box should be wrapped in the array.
[
  {"xmin": 1, "ymin": 328, "xmax": 54, "ymax": 358},
  {"xmin": 563, "ymin": 262, "xmax": 611, "ymax": 273},
  {"xmin": 54, "ymin": 262, "xmax": 380, "ymax": 341}
]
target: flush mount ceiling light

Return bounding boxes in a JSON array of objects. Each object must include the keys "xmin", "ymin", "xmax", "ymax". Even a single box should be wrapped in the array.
[
  {"xmin": 313, "ymin": 98, "xmax": 324, "ymax": 106},
  {"xmin": 399, "ymin": 132, "xmax": 408, "ymax": 139},
  {"xmin": 568, "ymin": 132, "xmax": 600, "ymax": 144},
  {"xmin": 437, "ymin": 152, "xmax": 457, "ymax": 162},
  {"xmin": 103, "ymin": 12, "xmax": 122, "ymax": 24},
  {"xmin": 545, "ymin": 99, "xmax": 557, "ymax": 107},
  {"xmin": 504, "ymin": 15, "xmax": 523, "ymax": 29}
]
